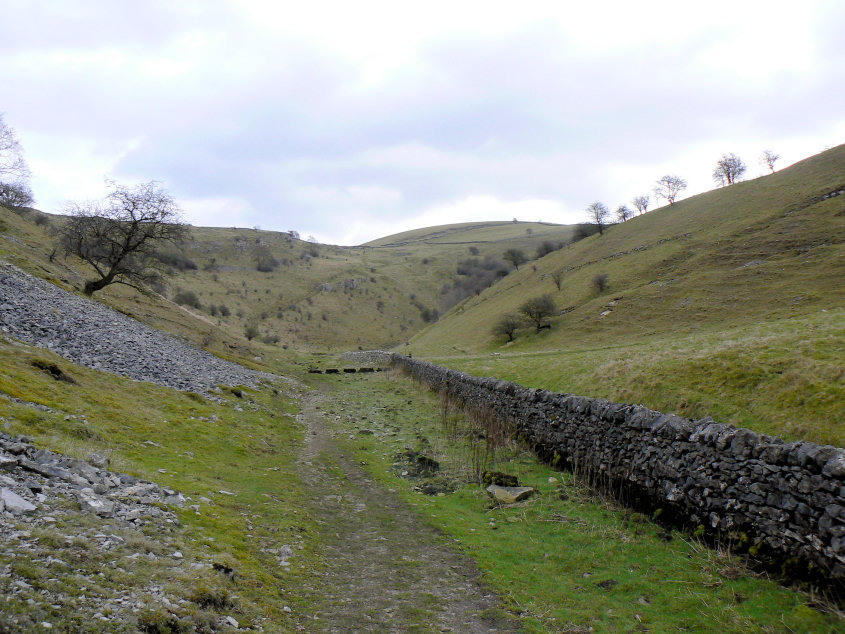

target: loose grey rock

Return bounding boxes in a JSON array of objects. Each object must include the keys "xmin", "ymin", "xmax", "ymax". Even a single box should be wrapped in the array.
[
  {"xmin": 77, "ymin": 489, "xmax": 116, "ymax": 518},
  {"xmin": 1, "ymin": 486, "xmax": 37, "ymax": 514},
  {"xmin": 0, "ymin": 262, "xmax": 270, "ymax": 393}
]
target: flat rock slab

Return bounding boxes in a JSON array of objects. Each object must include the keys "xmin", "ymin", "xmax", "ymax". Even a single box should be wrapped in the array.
[
  {"xmin": 1, "ymin": 487, "xmax": 37, "ymax": 514},
  {"xmin": 486, "ymin": 484, "xmax": 536, "ymax": 504},
  {"xmin": 0, "ymin": 454, "xmax": 18, "ymax": 470}
]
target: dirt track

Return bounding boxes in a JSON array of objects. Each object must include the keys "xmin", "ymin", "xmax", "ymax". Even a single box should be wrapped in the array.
[{"xmin": 292, "ymin": 387, "xmax": 520, "ymax": 633}]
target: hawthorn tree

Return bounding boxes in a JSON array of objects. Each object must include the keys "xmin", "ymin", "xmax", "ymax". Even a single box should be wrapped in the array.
[
  {"xmin": 632, "ymin": 195, "xmax": 649, "ymax": 215},
  {"xmin": 492, "ymin": 313, "xmax": 521, "ymax": 342},
  {"xmin": 654, "ymin": 174, "xmax": 687, "ymax": 205},
  {"xmin": 0, "ymin": 181, "xmax": 34, "ymax": 208},
  {"xmin": 0, "ymin": 114, "xmax": 30, "ymax": 183},
  {"xmin": 503, "ymin": 248, "xmax": 527, "ymax": 270},
  {"xmin": 615, "ymin": 204, "xmax": 632, "ymax": 222},
  {"xmin": 60, "ymin": 180, "xmax": 189, "ymax": 296},
  {"xmin": 761, "ymin": 150, "xmax": 779, "ymax": 173},
  {"xmin": 0, "ymin": 114, "xmax": 32, "ymax": 209},
  {"xmin": 586, "ymin": 201, "xmax": 610, "ymax": 235},
  {"xmin": 713, "ymin": 153, "xmax": 746, "ymax": 186},
  {"xmin": 593, "ymin": 272, "xmax": 609, "ymax": 293},
  {"xmin": 519, "ymin": 293, "xmax": 557, "ymax": 332},
  {"xmin": 551, "ymin": 268, "xmax": 564, "ymax": 291}
]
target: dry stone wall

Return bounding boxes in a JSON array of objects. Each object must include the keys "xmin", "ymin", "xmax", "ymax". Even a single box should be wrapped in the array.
[{"xmin": 391, "ymin": 354, "xmax": 845, "ymax": 584}]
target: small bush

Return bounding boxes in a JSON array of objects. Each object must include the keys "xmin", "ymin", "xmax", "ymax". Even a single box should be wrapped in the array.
[
  {"xmin": 254, "ymin": 245, "xmax": 279, "ymax": 272},
  {"xmin": 492, "ymin": 313, "xmax": 521, "ymax": 342},
  {"xmin": 573, "ymin": 223, "xmax": 600, "ymax": 241},
  {"xmin": 174, "ymin": 289, "xmax": 201, "ymax": 309},
  {"xmin": 218, "ymin": 305, "xmax": 231, "ymax": 317},
  {"xmin": 154, "ymin": 248, "xmax": 197, "ymax": 271},
  {"xmin": 535, "ymin": 241, "xmax": 561, "ymax": 259},
  {"xmin": 520, "ymin": 294, "xmax": 557, "ymax": 332},
  {"xmin": 593, "ymin": 272, "xmax": 609, "ymax": 293},
  {"xmin": 244, "ymin": 323, "xmax": 259, "ymax": 340},
  {"xmin": 32, "ymin": 212, "xmax": 51, "ymax": 227}
]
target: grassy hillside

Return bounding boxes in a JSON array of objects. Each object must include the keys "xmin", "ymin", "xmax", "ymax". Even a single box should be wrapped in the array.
[
  {"xmin": 1, "ymin": 205, "xmax": 576, "ymax": 354},
  {"xmin": 407, "ymin": 144, "xmax": 845, "ymax": 446},
  {"xmin": 0, "ymin": 206, "xmax": 284, "ymax": 373}
]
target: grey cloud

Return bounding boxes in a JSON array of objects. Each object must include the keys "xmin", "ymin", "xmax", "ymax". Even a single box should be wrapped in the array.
[{"xmin": 2, "ymin": 4, "xmax": 844, "ymax": 242}]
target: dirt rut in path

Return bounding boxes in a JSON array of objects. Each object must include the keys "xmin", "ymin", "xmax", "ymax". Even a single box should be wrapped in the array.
[{"xmin": 294, "ymin": 388, "xmax": 520, "ymax": 633}]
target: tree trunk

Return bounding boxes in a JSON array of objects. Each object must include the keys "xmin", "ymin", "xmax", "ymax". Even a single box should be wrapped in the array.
[{"xmin": 84, "ymin": 271, "xmax": 116, "ymax": 296}]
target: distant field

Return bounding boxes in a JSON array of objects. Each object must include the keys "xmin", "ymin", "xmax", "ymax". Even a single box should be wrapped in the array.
[{"xmin": 364, "ymin": 220, "xmax": 572, "ymax": 246}]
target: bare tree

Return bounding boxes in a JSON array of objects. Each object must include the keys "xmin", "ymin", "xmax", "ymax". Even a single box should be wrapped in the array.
[
  {"xmin": 632, "ymin": 195, "xmax": 649, "ymax": 215},
  {"xmin": 0, "ymin": 114, "xmax": 30, "ymax": 183},
  {"xmin": 492, "ymin": 313, "xmax": 521, "ymax": 342},
  {"xmin": 0, "ymin": 181, "xmax": 34, "ymax": 208},
  {"xmin": 520, "ymin": 294, "xmax": 557, "ymax": 332},
  {"xmin": 761, "ymin": 150, "xmax": 779, "ymax": 173},
  {"xmin": 615, "ymin": 205, "xmax": 632, "ymax": 222},
  {"xmin": 503, "ymin": 248, "xmax": 527, "ymax": 270},
  {"xmin": 551, "ymin": 269, "xmax": 564, "ymax": 291},
  {"xmin": 713, "ymin": 153, "xmax": 747, "ymax": 186},
  {"xmin": 586, "ymin": 201, "xmax": 610, "ymax": 235},
  {"xmin": 654, "ymin": 175, "xmax": 687, "ymax": 205},
  {"xmin": 60, "ymin": 180, "xmax": 189, "ymax": 296}
]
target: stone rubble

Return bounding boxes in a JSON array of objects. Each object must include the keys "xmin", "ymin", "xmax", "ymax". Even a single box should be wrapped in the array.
[
  {"xmin": 0, "ymin": 431, "xmax": 184, "ymax": 525},
  {"xmin": 0, "ymin": 261, "xmax": 267, "ymax": 393}
]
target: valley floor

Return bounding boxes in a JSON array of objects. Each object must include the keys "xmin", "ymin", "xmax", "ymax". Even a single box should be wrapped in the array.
[{"xmin": 1, "ymin": 261, "xmax": 841, "ymax": 631}]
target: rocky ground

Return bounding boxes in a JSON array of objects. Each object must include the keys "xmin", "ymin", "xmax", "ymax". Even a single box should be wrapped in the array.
[
  {"xmin": 0, "ymin": 426, "xmax": 242, "ymax": 632},
  {"xmin": 0, "ymin": 262, "xmax": 265, "ymax": 393},
  {"xmin": 0, "ymin": 263, "xmax": 269, "ymax": 630}
]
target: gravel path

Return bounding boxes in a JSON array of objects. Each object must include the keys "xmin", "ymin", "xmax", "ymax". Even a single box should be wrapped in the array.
[{"xmin": 0, "ymin": 262, "xmax": 265, "ymax": 392}]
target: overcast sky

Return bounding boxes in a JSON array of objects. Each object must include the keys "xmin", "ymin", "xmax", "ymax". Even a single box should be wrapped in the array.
[{"xmin": 2, "ymin": 1, "xmax": 844, "ymax": 245}]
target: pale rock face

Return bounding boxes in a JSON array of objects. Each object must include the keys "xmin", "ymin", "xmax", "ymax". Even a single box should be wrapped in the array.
[{"xmin": 1, "ymin": 486, "xmax": 37, "ymax": 514}]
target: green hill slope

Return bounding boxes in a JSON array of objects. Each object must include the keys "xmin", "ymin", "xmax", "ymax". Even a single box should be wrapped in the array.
[
  {"xmin": 407, "ymin": 144, "xmax": 845, "ymax": 445},
  {"xmin": 0, "ymin": 203, "xmax": 576, "ymax": 353}
]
